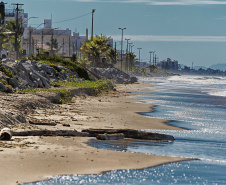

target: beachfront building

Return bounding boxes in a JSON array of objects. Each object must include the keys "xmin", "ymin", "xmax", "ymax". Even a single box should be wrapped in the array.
[
  {"xmin": 159, "ymin": 58, "xmax": 179, "ymax": 70},
  {"xmin": 24, "ymin": 19, "xmax": 73, "ymax": 57}
]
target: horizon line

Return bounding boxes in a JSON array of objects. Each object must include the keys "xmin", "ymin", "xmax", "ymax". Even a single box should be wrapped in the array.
[{"xmin": 110, "ymin": 35, "xmax": 226, "ymax": 42}]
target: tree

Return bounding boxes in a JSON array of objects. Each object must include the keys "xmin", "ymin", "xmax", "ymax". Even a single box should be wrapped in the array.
[
  {"xmin": 5, "ymin": 19, "xmax": 24, "ymax": 56},
  {"xmin": 127, "ymin": 52, "xmax": 136, "ymax": 71},
  {"xmin": 51, "ymin": 38, "xmax": 58, "ymax": 49},
  {"xmin": 107, "ymin": 48, "xmax": 118, "ymax": 65},
  {"xmin": 81, "ymin": 35, "xmax": 112, "ymax": 67}
]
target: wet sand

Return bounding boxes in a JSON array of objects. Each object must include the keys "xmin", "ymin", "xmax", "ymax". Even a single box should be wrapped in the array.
[{"xmin": 0, "ymin": 82, "xmax": 188, "ymax": 185}]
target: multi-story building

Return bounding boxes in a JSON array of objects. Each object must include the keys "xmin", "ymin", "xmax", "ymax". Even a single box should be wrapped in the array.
[
  {"xmin": 159, "ymin": 58, "xmax": 179, "ymax": 70},
  {"xmin": 26, "ymin": 19, "xmax": 73, "ymax": 57}
]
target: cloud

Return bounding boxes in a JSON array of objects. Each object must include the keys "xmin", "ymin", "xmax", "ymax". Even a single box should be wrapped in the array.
[
  {"xmin": 71, "ymin": 0, "xmax": 226, "ymax": 5},
  {"xmin": 111, "ymin": 35, "xmax": 226, "ymax": 42}
]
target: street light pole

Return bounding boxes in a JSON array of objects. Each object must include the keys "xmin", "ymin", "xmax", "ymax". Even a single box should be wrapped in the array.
[
  {"xmin": 137, "ymin": 48, "xmax": 142, "ymax": 69},
  {"xmin": 91, "ymin": 9, "xmax": 96, "ymax": 41},
  {"xmin": 125, "ymin": 38, "xmax": 131, "ymax": 72},
  {"xmin": 130, "ymin": 45, "xmax": 134, "ymax": 53},
  {"xmin": 153, "ymin": 51, "xmax": 156, "ymax": 65},
  {"xmin": 118, "ymin": 27, "xmax": 126, "ymax": 71},
  {"xmin": 137, "ymin": 48, "xmax": 142, "ymax": 63},
  {"xmin": 128, "ymin": 42, "xmax": 133, "ymax": 53},
  {"xmin": 149, "ymin": 51, "xmax": 153, "ymax": 66}
]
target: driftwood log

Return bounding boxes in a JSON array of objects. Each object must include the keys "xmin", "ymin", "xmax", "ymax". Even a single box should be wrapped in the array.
[
  {"xmin": 96, "ymin": 133, "xmax": 125, "ymax": 140},
  {"xmin": 82, "ymin": 129, "xmax": 175, "ymax": 141},
  {"xmin": 0, "ymin": 128, "xmax": 12, "ymax": 140},
  {"xmin": 29, "ymin": 120, "xmax": 57, "ymax": 126},
  {"xmin": 12, "ymin": 130, "xmax": 89, "ymax": 137},
  {"xmin": 11, "ymin": 129, "xmax": 174, "ymax": 142}
]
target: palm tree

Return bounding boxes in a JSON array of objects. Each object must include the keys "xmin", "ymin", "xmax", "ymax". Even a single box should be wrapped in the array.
[
  {"xmin": 5, "ymin": 19, "xmax": 24, "ymax": 56},
  {"xmin": 127, "ymin": 52, "xmax": 136, "ymax": 71},
  {"xmin": 81, "ymin": 35, "xmax": 112, "ymax": 67}
]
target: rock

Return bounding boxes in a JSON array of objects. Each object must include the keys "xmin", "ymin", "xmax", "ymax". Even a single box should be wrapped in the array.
[
  {"xmin": 89, "ymin": 67, "xmax": 137, "ymax": 84},
  {"xmin": 130, "ymin": 76, "xmax": 138, "ymax": 83},
  {"xmin": 0, "ymin": 128, "xmax": 12, "ymax": 140},
  {"xmin": 4, "ymin": 85, "xmax": 13, "ymax": 93},
  {"xmin": 7, "ymin": 78, "xmax": 21, "ymax": 88},
  {"xmin": 0, "ymin": 82, "xmax": 7, "ymax": 92},
  {"xmin": 1, "ymin": 60, "xmax": 80, "ymax": 90}
]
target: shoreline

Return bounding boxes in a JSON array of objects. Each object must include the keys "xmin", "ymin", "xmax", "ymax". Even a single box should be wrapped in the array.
[{"xmin": 0, "ymin": 81, "xmax": 188, "ymax": 185}]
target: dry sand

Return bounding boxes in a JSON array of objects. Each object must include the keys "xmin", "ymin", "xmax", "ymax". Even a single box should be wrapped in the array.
[{"xmin": 0, "ymin": 82, "xmax": 188, "ymax": 185}]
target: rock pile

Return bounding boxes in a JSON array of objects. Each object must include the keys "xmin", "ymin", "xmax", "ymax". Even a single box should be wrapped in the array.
[
  {"xmin": 0, "ymin": 59, "xmax": 138, "ymax": 92},
  {"xmin": 0, "ymin": 59, "xmax": 80, "ymax": 92},
  {"xmin": 89, "ymin": 67, "xmax": 138, "ymax": 84}
]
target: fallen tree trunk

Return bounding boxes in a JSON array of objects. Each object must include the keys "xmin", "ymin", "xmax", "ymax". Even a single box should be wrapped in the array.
[
  {"xmin": 29, "ymin": 120, "xmax": 57, "ymax": 126},
  {"xmin": 12, "ymin": 130, "xmax": 89, "ymax": 137},
  {"xmin": 12, "ymin": 129, "xmax": 174, "ymax": 142},
  {"xmin": 96, "ymin": 133, "xmax": 125, "ymax": 140},
  {"xmin": 82, "ymin": 129, "xmax": 175, "ymax": 141}
]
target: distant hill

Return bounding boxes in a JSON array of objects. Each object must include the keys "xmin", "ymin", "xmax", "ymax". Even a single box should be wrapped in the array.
[{"xmin": 209, "ymin": 64, "xmax": 226, "ymax": 71}]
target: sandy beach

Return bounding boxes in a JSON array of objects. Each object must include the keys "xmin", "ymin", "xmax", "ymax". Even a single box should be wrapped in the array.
[{"xmin": 0, "ymin": 82, "xmax": 188, "ymax": 185}]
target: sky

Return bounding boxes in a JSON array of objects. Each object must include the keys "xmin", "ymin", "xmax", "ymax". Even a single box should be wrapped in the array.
[{"xmin": 5, "ymin": 0, "xmax": 226, "ymax": 68}]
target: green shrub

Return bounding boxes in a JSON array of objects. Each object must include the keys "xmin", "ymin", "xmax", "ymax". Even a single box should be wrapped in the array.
[
  {"xmin": 20, "ymin": 88, "xmax": 74, "ymax": 104},
  {"xmin": 0, "ymin": 63, "xmax": 15, "ymax": 78},
  {"xmin": 29, "ymin": 55, "xmax": 91, "ymax": 80}
]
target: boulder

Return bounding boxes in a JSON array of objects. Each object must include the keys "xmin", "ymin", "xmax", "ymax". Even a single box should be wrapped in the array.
[
  {"xmin": 0, "ymin": 82, "xmax": 7, "ymax": 92},
  {"xmin": 7, "ymin": 78, "xmax": 21, "ymax": 88}
]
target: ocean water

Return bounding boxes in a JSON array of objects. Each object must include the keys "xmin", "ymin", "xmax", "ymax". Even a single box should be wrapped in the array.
[{"xmin": 24, "ymin": 75, "xmax": 226, "ymax": 185}]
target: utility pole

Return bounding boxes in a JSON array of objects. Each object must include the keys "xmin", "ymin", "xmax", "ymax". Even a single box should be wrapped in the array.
[
  {"xmin": 28, "ymin": 27, "xmax": 33, "ymax": 56},
  {"xmin": 118, "ymin": 28, "xmax": 126, "ymax": 71},
  {"xmin": 91, "ymin": 9, "xmax": 96, "ymax": 41},
  {"xmin": 115, "ymin": 42, "xmax": 117, "ymax": 64},
  {"xmin": 69, "ymin": 36, "xmax": 71, "ymax": 57},
  {"xmin": 12, "ymin": 3, "xmax": 24, "ymax": 60},
  {"xmin": 125, "ymin": 38, "xmax": 131, "ymax": 72},
  {"xmin": 51, "ymin": 29, "xmax": 53, "ymax": 55},
  {"xmin": 41, "ymin": 29, "xmax": 44, "ymax": 50},
  {"xmin": 75, "ymin": 39, "xmax": 77, "ymax": 57},
  {"xmin": 63, "ymin": 38, "xmax": 65, "ymax": 56}
]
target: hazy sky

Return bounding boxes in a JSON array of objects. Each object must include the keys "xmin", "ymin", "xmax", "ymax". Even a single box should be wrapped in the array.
[{"xmin": 6, "ymin": 0, "xmax": 226, "ymax": 67}]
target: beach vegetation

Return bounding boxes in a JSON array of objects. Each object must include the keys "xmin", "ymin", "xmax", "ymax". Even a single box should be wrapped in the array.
[
  {"xmin": 0, "ymin": 62, "xmax": 15, "ymax": 78},
  {"xmin": 18, "ymin": 80, "xmax": 113, "ymax": 103},
  {"xmin": 19, "ymin": 88, "xmax": 74, "ymax": 104},
  {"xmin": 53, "ymin": 80, "xmax": 114, "ymax": 96},
  {"xmin": 28, "ymin": 55, "xmax": 91, "ymax": 80},
  {"xmin": 5, "ymin": 19, "xmax": 24, "ymax": 57},
  {"xmin": 81, "ymin": 35, "xmax": 114, "ymax": 67}
]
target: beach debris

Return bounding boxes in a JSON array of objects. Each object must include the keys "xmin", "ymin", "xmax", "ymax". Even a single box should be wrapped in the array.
[
  {"xmin": 96, "ymin": 133, "xmax": 125, "ymax": 140},
  {"xmin": 83, "ymin": 129, "xmax": 175, "ymax": 141},
  {"xmin": 0, "ymin": 128, "xmax": 12, "ymax": 140},
  {"xmin": 12, "ymin": 130, "xmax": 89, "ymax": 137},
  {"xmin": 29, "ymin": 120, "xmax": 57, "ymax": 126},
  {"xmin": 62, "ymin": 124, "xmax": 70, "ymax": 127}
]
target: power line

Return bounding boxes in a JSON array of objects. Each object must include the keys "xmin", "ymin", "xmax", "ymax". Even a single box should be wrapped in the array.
[
  {"xmin": 53, "ymin": 12, "xmax": 92, "ymax": 24},
  {"xmin": 30, "ymin": 12, "xmax": 92, "ymax": 26}
]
